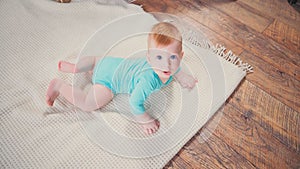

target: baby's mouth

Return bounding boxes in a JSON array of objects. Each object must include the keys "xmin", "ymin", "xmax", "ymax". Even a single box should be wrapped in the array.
[{"xmin": 162, "ymin": 71, "xmax": 171, "ymax": 76}]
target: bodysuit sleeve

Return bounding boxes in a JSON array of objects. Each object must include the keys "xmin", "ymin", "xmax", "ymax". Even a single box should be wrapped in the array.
[{"xmin": 129, "ymin": 78, "xmax": 157, "ymax": 115}]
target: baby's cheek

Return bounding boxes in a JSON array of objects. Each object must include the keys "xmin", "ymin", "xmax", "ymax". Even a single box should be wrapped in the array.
[
  {"xmin": 154, "ymin": 61, "xmax": 165, "ymax": 70},
  {"xmin": 171, "ymin": 61, "xmax": 180, "ymax": 72}
]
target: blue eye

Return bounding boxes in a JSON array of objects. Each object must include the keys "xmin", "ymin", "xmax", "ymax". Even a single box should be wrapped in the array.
[
  {"xmin": 170, "ymin": 55, "xmax": 177, "ymax": 60},
  {"xmin": 156, "ymin": 55, "xmax": 162, "ymax": 60}
]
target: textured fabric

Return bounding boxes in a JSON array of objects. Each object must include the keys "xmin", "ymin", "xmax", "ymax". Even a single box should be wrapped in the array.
[
  {"xmin": 0, "ymin": 0, "xmax": 247, "ymax": 168},
  {"xmin": 92, "ymin": 56, "xmax": 173, "ymax": 114}
]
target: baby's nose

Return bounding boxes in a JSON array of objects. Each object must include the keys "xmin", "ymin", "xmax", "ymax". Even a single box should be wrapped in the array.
[
  {"xmin": 161, "ymin": 63, "xmax": 170, "ymax": 71},
  {"xmin": 163, "ymin": 59, "xmax": 171, "ymax": 68}
]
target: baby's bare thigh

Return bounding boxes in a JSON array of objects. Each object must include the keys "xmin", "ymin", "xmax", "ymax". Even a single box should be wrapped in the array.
[{"xmin": 85, "ymin": 84, "xmax": 114, "ymax": 109}]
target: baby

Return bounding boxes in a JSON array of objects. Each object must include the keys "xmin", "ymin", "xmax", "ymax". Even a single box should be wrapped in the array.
[{"xmin": 46, "ymin": 22, "xmax": 197, "ymax": 135}]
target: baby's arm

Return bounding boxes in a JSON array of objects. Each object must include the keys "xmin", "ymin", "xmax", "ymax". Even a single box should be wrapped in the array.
[
  {"xmin": 130, "ymin": 79, "xmax": 160, "ymax": 135},
  {"xmin": 174, "ymin": 69, "xmax": 198, "ymax": 89}
]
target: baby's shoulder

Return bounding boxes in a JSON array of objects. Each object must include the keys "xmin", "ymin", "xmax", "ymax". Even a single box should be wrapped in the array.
[{"xmin": 137, "ymin": 71, "xmax": 161, "ymax": 89}]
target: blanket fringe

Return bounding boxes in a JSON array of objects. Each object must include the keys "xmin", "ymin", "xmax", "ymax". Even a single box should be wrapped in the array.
[{"xmin": 182, "ymin": 30, "xmax": 254, "ymax": 73}]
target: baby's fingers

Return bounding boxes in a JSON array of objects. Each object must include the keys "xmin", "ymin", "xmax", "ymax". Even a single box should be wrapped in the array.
[
  {"xmin": 154, "ymin": 123, "xmax": 159, "ymax": 131},
  {"xmin": 156, "ymin": 120, "xmax": 160, "ymax": 128},
  {"xmin": 144, "ymin": 127, "xmax": 155, "ymax": 135},
  {"xmin": 147, "ymin": 128, "xmax": 154, "ymax": 135},
  {"xmin": 143, "ymin": 128, "xmax": 148, "ymax": 134}
]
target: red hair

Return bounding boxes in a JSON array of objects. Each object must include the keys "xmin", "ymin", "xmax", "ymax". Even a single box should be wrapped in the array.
[{"xmin": 148, "ymin": 22, "xmax": 182, "ymax": 52}]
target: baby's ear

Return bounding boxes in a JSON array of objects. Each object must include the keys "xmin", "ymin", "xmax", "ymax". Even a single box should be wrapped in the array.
[{"xmin": 180, "ymin": 51, "xmax": 184, "ymax": 59}]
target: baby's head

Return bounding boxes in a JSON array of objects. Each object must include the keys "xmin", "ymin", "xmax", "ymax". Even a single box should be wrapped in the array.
[{"xmin": 147, "ymin": 22, "xmax": 184, "ymax": 82}]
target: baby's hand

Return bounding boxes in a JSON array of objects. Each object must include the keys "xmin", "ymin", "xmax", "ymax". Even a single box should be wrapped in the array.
[
  {"xmin": 175, "ymin": 71, "xmax": 198, "ymax": 89},
  {"xmin": 141, "ymin": 119, "xmax": 160, "ymax": 135},
  {"xmin": 134, "ymin": 113, "xmax": 160, "ymax": 135}
]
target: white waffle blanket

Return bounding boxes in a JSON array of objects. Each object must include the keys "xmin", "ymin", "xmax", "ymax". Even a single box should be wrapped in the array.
[{"xmin": 0, "ymin": 0, "xmax": 248, "ymax": 168}]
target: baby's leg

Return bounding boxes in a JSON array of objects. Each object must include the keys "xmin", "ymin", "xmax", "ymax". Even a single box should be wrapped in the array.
[
  {"xmin": 58, "ymin": 61, "xmax": 75, "ymax": 73},
  {"xmin": 46, "ymin": 79, "xmax": 113, "ymax": 111},
  {"xmin": 59, "ymin": 56, "xmax": 98, "ymax": 73}
]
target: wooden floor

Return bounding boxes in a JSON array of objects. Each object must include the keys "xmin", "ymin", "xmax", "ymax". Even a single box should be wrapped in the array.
[{"xmin": 133, "ymin": 0, "xmax": 300, "ymax": 168}]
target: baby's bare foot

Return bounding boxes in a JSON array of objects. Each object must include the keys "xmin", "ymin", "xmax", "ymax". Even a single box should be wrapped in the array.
[
  {"xmin": 46, "ymin": 78, "xmax": 63, "ymax": 106},
  {"xmin": 58, "ymin": 61, "xmax": 76, "ymax": 73}
]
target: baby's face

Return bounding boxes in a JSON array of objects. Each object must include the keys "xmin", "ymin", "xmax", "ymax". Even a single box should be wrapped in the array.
[{"xmin": 147, "ymin": 40, "xmax": 183, "ymax": 83}]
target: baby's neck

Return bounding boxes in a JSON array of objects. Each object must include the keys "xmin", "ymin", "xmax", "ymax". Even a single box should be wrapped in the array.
[{"xmin": 159, "ymin": 77, "xmax": 169, "ymax": 84}]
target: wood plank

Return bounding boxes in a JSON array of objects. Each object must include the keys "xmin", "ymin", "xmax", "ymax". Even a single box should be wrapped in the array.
[
  {"xmin": 239, "ymin": 0, "xmax": 300, "ymax": 32},
  {"xmin": 167, "ymin": 132, "xmax": 256, "ymax": 169},
  {"xmin": 163, "ymin": 110, "xmax": 257, "ymax": 169},
  {"xmin": 175, "ymin": 138, "xmax": 227, "ymax": 169},
  {"xmin": 263, "ymin": 19, "xmax": 300, "ymax": 54},
  {"xmin": 205, "ymin": 103, "xmax": 300, "ymax": 169},
  {"xmin": 180, "ymin": 17, "xmax": 244, "ymax": 56},
  {"xmin": 238, "ymin": 50, "xmax": 300, "ymax": 112},
  {"xmin": 200, "ymin": 0, "xmax": 274, "ymax": 32},
  {"xmin": 164, "ymin": 154, "xmax": 193, "ymax": 169},
  {"xmin": 229, "ymin": 80, "xmax": 300, "ymax": 153},
  {"xmin": 185, "ymin": 131, "xmax": 257, "ymax": 168}
]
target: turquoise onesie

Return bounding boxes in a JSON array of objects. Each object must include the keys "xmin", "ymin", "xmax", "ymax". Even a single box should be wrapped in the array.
[{"xmin": 92, "ymin": 56, "xmax": 174, "ymax": 115}]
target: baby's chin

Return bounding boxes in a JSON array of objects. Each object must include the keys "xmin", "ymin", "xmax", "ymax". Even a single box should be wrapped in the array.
[{"xmin": 155, "ymin": 70, "xmax": 173, "ymax": 82}]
